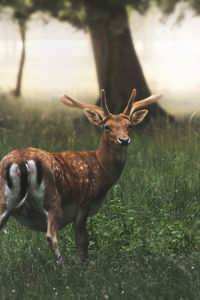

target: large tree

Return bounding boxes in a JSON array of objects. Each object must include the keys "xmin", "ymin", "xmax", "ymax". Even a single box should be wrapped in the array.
[
  {"xmin": 0, "ymin": 0, "xmax": 37, "ymax": 96},
  {"xmin": 46, "ymin": 0, "xmax": 200, "ymax": 120},
  {"xmin": 37, "ymin": 0, "xmax": 169, "ymax": 120}
]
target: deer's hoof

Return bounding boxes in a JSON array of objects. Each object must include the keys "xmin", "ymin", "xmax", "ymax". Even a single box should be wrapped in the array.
[{"xmin": 56, "ymin": 257, "xmax": 63, "ymax": 266}]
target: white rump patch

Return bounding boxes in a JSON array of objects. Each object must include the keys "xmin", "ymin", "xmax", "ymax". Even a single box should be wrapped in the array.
[
  {"xmin": 5, "ymin": 164, "xmax": 21, "ymax": 210},
  {"xmin": 27, "ymin": 160, "xmax": 47, "ymax": 216}
]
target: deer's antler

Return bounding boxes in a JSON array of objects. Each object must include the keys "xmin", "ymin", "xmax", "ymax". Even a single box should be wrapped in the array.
[
  {"xmin": 100, "ymin": 89, "xmax": 110, "ymax": 116},
  {"xmin": 61, "ymin": 90, "xmax": 162, "ymax": 119},
  {"xmin": 123, "ymin": 89, "xmax": 162, "ymax": 117},
  {"xmin": 123, "ymin": 89, "xmax": 137, "ymax": 116},
  {"xmin": 61, "ymin": 90, "xmax": 110, "ymax": 118},
  {"xmin": 130, "ymin": 93, "xmax": 163, "ymax": 116}
]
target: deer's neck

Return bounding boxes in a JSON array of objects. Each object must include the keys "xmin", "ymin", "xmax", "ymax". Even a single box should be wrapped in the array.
[{"xmin": 96, "ymin": 135, "xmax": 127, "ymax": 186}]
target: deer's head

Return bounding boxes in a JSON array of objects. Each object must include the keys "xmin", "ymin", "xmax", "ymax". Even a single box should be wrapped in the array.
[{"xmin": 61, "ymin": 89, "xmax": 162, "ymax": 147}]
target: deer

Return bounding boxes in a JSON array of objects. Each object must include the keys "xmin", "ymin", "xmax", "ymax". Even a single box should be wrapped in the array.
[{"xmin": 0, "ymin": 89, "xmax": 162, "ymax": 264}]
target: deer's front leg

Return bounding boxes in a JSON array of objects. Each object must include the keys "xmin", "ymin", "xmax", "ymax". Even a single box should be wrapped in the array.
[{"xmin": 74, "ymin": 207, "xmax": 89, "ymax": 263}]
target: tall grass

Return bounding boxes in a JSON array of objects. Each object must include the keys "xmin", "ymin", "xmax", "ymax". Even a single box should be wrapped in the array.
[{"xmin": 0, "ymin": 94, "xmax": 200, "ymax": 299}]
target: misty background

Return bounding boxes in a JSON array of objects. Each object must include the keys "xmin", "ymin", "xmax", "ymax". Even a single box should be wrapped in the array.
[{"xmin": 0, "ymin": 3, "xmax": 200, "ymax": 117}]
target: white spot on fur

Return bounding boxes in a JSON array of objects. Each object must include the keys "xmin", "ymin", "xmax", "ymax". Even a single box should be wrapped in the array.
[
  {"xmin": 80, "ymin": 166, "xmax": 83, "ymax": 170},
  {"xmin": 85, "ymin": 178, "xmax": 89, "ymax": 183}
]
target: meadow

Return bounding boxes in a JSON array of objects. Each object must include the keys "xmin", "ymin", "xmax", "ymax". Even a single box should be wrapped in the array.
[{"xmin": 0, "ymin": 94, "xmax": 200, "ymax": 300}]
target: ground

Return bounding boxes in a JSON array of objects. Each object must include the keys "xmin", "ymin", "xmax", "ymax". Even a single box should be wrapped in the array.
[{"xmin": 0, "ymin": 95, "xmax": 200, "ymax": 299}]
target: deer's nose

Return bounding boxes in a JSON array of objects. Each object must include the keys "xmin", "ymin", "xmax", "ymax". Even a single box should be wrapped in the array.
[{"xmin": 118, "ymin": 137, "xmax": 131, "ymax": 145}]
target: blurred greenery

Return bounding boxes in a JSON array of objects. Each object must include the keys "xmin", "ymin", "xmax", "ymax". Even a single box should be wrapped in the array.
[
  {"xmin": 0, "ymin": 94, "xmax": 200, "ymax": 299},
  {"xmin": 155, "ymin": 0, "xmax": 200, "ymax": 15},
  {"xmin": 1, "ymin": 0, "xmax": 199, "ymax": 116}
]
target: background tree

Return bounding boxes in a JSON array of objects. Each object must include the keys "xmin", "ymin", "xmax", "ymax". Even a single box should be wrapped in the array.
[
  {"xmin": 44, "ymin": 0, "xmax": 200, "ymax": 120},
  {"xmin": 2, "ymin": 0, "xmax": 199, "ymax": 117},
  {"xmin": 0, "ymin": 0, "xmax": 38, "ymax": 97},
  {"xmin": 37, "ymin": 0, "xmax": 169, "ymax": 121}
]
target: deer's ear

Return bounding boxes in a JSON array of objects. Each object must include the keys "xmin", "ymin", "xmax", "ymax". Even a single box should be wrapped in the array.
[
  {"xmin": 84, "ymin": 109, "xmax": 104, "ymax": 126},
  {"xmin": 131, "ymin": 109, "xmax": 148, "ymax": 125}
]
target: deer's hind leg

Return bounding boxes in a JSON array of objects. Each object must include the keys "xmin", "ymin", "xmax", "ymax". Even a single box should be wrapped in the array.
[
  {"xmin": 0, "ymin": 202, "xmax": 11, "ymax": 229},
  {"xmin": 46, "ymin": 194, "xmax": 63, "ymax": 265}
]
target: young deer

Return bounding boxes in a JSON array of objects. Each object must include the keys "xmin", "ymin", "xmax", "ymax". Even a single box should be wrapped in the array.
[{"xmin": 0, "ymin": 89, "xmax": 162, "ymax": 264}]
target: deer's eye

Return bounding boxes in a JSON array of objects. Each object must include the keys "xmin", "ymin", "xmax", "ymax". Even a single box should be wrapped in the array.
[
  {"xmin": 104, "ymin": 125, "xmax": 111, "ymax": 131},
  {"xmin": 127, "ymin": 124, "xmax": 132, "ymax": 130}
]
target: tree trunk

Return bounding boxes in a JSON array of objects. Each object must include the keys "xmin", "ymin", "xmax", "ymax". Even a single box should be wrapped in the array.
[
  {"xmin": 14, "ymin": 20, "xmax": 26, "ymax": 97},
  {"xmin": 85, "ymin": 3, "xmax": 169, "ymax": 121}
]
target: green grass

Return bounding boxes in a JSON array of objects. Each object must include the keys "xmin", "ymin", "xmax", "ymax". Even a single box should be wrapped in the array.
[{"xmin": 0, "ymin": 94, "xmax": 200, "ymax": 299}]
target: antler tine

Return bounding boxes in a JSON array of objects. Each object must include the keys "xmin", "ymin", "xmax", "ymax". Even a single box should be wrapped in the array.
[
  {"xmin": 100, "ymin": 89, "xmax": 110, "ymax": 116},
  {"xmin": 123, "ymin": 88, "xmax": 136, "ymax": 115},
  {"xmin": 130, "ymin": 93, "xmax": 163, "ymax": 116},
  {"xmin": 61, "ymin": 94, "xmax": 86, "ymax": 109},
  {"xmin": 61, "ymin": 94, "xmax": 104, "ymax": 114}
]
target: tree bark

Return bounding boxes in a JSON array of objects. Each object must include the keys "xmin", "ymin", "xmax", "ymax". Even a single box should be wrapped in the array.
[
  {"xmin": 85, "ymin": 3, "xmax": 169, "ymax": 121},
  {"xmin": 14, "ymin": 20, "xmax": 26, "ymax": 97}
]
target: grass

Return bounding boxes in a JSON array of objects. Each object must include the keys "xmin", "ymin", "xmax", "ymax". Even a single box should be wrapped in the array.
[{"xmin": 0, "ymin": 94, "xmax": 200, "ymax": 299}]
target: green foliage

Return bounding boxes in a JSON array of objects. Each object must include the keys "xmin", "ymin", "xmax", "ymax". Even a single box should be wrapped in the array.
[
  {"xmin": 154, "ymin": 0, "xmax": 180, "ymax": 15},
  {"xmin": 29, "ymin": 0, "xmax": 200, "ymax": 33},
  {"xmin": 189, "ymin": 0, "xmax": 200, "ymax": 14},
  {"xmin": 1, "ymin": 0, "xmax": 200, "ymax": 35},
  {"xmin": 154, "ymin": 0, "xmax": 200, "ymax": 15},
  {"xmin": 0, "ymin": 95, "xmax": 200, "ymax": 298},
  {"xmin": 35, "ymin": 0, "xmax": 151, "ymax": 30},
  {"xmin": 0, "ymin": 0, "xmax": 38, "ymax": 21}
]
